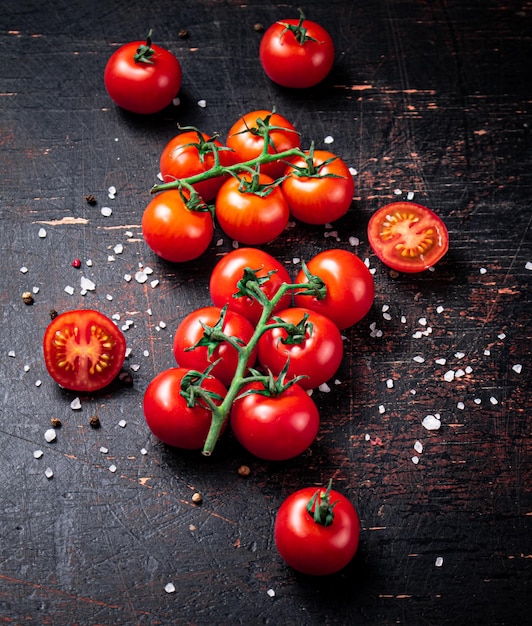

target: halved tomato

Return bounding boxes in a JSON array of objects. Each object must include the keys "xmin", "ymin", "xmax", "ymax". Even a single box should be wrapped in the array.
[
  {"xmin": 43, "ymin": 309, "xmax": 127, "ymax": 392},
  {"xmin": 367, "ymin": 202, "xmax": 449, "ymax": 273}
]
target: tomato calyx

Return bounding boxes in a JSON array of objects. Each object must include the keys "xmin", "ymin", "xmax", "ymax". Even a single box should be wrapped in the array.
[
  {"xmin": 297, "ymin": 260, "xmax": 328, "ymax": 300},
  {"xmin": 289, "ymin": 143, "xmax": 343, "ymax": 180},
  {"xmin": 179, "ymin": 366, "xmax": 226, "ymax": 412},
  {"xmin": 268, "ymin": 311, "xmax": 313, "ymax": 346},
  {"xmin": 278, "ymin": 9, "xmax": 320, "ymax": 46},
  {"xmin": 185, "ymin": 305, "xmax": 246, "ymax": 359},
  {"xmin": 239, "ymin": 360, "xmax": 307, "ymax": 399},
  {"xmin": 230, "ymin": 169, "xmax": 286, "ymax": 197},
  {"xmin": 134, "ymin": 30, "xmax": 156, "ymax": 64},
  {"xmin": 306, "ymin": 480, "xmax": 339, "ymax": 527}
]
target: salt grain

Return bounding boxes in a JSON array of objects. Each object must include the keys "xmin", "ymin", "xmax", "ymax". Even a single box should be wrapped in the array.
[
  {"xmin": 124, "ymin": 274, "xmax": 132, "ymax": 282},
  {"xmin": 267, "ymin": 589, "xmax": 276, "ymax": 598},
  {"xmin": 455, "ymin": 369, "xmax": 465, "ymax": 378},
  {"xmin": 435, "ymin": 556, "xmax": 444, "ymax": 567},
  {"xmin": 412, "ymin": 456, "xmax": 420, "ymax": 464},
  {"xmin": 436, "ymin": 305, "xmax": 444, "ymax": 313},
  {"xmin": 401, "ymin": 316, "xmax": 407, "ymax": 324},
  {"xmin": 44, "ymin": 429, "xmax": 56, "ymax": 443},
  {"xmin": 319, "ymin": 383, "xmax": 331, "ymax": 393},
  {"xmin": 35, "ymin": 379, "xmax": 42, "ymax": 387},
  {"xmin": 418, "ymin": 317, "xmax": 427, "ymax": 326},
  {"xmin": 414, "ymin": 440, "xmax": 423, "ymax": 454},
  {"xmin": 383, "ymin": 312, "xmax": 392, "ymax": 321},
  {"xmin": 114, "ymin": 243, "xmax": 123, "ymax": 254},
  {"xmin": 38, "ymin": 228, "xmax": 47, "ymax": 238},
  {"xmin": 479, "ymin": 267, "xmax": 487, "ymax": 274},
  {"xmin": 489, "ymin": 396, "xmax": 498, "ymax": 405},
  {"xmin": 20, "ymin": 266, "xmax": 28, "ymax": 273},
  {"xmin": 70, "ymin": 397, "xmax": 82, "ymax": 410},
  {"xmin": 435, "ymin": 358, "xmax": 447, "ymax": 365},
  {"xmin": 33, "ymin": 450, "xmax": 44, "ymax": 459},
  {"xmin": 407, "ymin": 191, "xmax": 415, "ymax": 200},
  {"xmin": 150, "ymin": 279, "xmax": 159, "ymax": 288},
  {"xmin": 413, "ymin": 356, "xmax": 425, "ymax": 363},
  {"xmin": 118, "ymin": 419, "xmax": 127, "ymax": 428},
  {"xmin": 101, "ymin": 206, "xmax": 113, "ymax": 217},
  {"xmin": 45, "ymin": 468, "xmax": 54, "ymax": 479},
  {"xmin": 484, "ymin": 349, "xmax": 491, "ymax": 356},
  {"xmin": 197, "ymin": 99, "xmax": 207, "ymax": 108},
  {"xmin": 324, "ymin": 135, "xmax": 334, "ymax": 144},
  {"xmin": 135, "ymin": 271, "xmax": 148, "ymax": 284},
  {"xmin": 457, "ymin": 401, "xmax": 465, "ymax": 410},
  {"xmin": 348, "ymin": 236, "xmax": 359, "ymax": 246},
  {"xmin": 422, "ymin": 414, "xmax": 441, "ymax": 431},
  {"xmin": 512, "ymin": 364, "xmax": 522, "ymax": 374},
  {"xmin": 349, "ymin": 167, "xmax": 357, "ymax": 176},
  {"xmin": 159, "ymin": 321, "xmax": 167, "ymax": 329},
  {"xmin": 109, "ymin": 464, "xmax": 117, "ymax": 473},
  {"xmin": 465, "ymin": 366, "xmax": 473, "ymax": 374},
  {"xmin": 525, "ymin": 261, "xmax": 532, "ymax": 271},
  {"xmin": 86, "ymin": 259, "xmax": 93, "ymax": 267},
  {"xmin": 474, "ymin": 398, "xmax": 482, "ymax": 404},
  {"xmin": 386, "ymin": 379, "xmax": 394, "ymax": 389},
  {"xmin": 498, "ymin": 333, "xmax": 506, "ymax": 340},
  {"xmin": 443, "ymin": 370, "xmax": 455, "ymax": 382},
  {"xmin": 64, "ymin": 285, "xmax": 75, "ymax": 295},
  {"xmin": 394, "ymin": 188, "xmax": 402, "ymax": 195},
  {"xmin": 140, "ymin": 448, "xmax": 148, "ymax": 455},
  {"xmin": 99, "ymin": 447, "xmax": 109, "ymax": 454},
  {"xmin": 378, "ymin": 405, "xmax": 385, "ymax": 414},
  {"xmin": 8, "ymin": 350, "xmax": 15, "ymax": 358},
  {"xmin": 80, "ymin": 276, "xmax": 96, "ymax": 291},
  {"xmin": 455, "ymin": 352, "xmax": 465, "ymax": 359},
  {"xmin": 106, "ymin": 294, "xmax": 113, "ymax": 301},
  {"xmin": 165, "ymin": 583, "xmax": 176, "ymax": 594}
]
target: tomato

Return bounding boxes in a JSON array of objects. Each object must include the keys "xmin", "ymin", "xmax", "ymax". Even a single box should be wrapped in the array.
[
  {"xmin": 282, "ymin": 150, "xmax": 354, "ymax": 224},
  {"xmin": 367, "ymin": 201, "xmax": 449, "ymax": 273},
  {"xmin": 143, "ymin": 367, "xmax": 226, "ymax": 449},
  {"xmin": 274, "ymin": 482, "xmax": 360, "ymax": 575},
  {"xmin": 230, "ymin": 381, "xmax": 319, "ymax": 461},
  {"xmin": 215, "ymin": 173, "xmax": 290, "ymax": 245},
  {"xmin": 258, "ymin": 307, "xmax": 343, "ymax": 390},
  {"xmin": 173, "ymin": 306, "xmax": 257, "ymax": 388},
  {"xmin": 42, "ymin": 309, "xmax": 126, "ymax": 392},
  {"xmin": 294, "ymin": 249, "xmax": 374, "ymax": 330},
  {"xmin": 226, "ymin": 110, "xmax": 300, "ymax": 179},
  {"xmin": 209, "ymin": 248, "xmax": 292, "ymax": 325},
  {"xmin": 104, "ymin": 32, "xmax": 181, "ymax": 114},
  {"xmin": 142, "ymin": 190, "xmax": 213, "ymax": 262},
  {"xmin": 259, "ymin": 10, "xmax": 335, "ymax": 88},
  {"xmin": 159, "ymin": 131, "xmax": 235, "ymax": 202}
]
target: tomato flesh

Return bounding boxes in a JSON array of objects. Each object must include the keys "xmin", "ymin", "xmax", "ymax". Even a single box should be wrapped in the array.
[
  {"xmin": 43, "ymin": 310, "xmax": 126, "ymax": 392},
  {"xmin": 368, "ymin": 201, "xmax": 449, "ymax": 273}
]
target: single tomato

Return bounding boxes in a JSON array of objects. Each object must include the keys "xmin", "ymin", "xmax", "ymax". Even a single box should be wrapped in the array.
[
  {"xmin": 209, "ymin": 248, "xmax": 292, "ymax": 325},
  {"xmin": 215, "ymin": 172, "xmax": 290, "ymax": 245},
  {"xmin": 226, "ymin": 110, "xmax": 300, "ymax": 179},
  {"xmin": 143, "ymin": 367, "xmax": 226, "ymax": 449},
  {"xmin": 104, "ymin": 31, "xmax": 181, "ymax": 114},
  {"xmin": 230, "ymin": 381, "xmax": 320, "ymax": 461},
  {"xmin": 42, "ymin": 309, "xmax": 126, "ymax": 392},
  {"xmin": 274, "ymin": 482, "xmax": 360, "ymax": 575},
  {"xmin": 294, "ymin": 249, "xmax": 374, "ymax": 329},
  {"xmin": 260, "ymin": 10, "xmax": 335, "ymax": 88},
  {"xmin": 282, "ymin": 150, "xmax": 354, "ymax": 224},
  {"xmin": 142, "ymin": 190, "xmax": 213, "ymax": 262},
  {"xmin": 258, "ymin": 307, "xmax": 343, "ymax": 390},
  {"xmin": 367, "ymin": 201, "xmax": 449, "ymax": 273}
]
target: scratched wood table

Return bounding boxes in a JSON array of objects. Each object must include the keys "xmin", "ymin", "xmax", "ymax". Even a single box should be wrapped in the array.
[{"xmin": 1, "ymin": 0, "xmax": 530, "ymax": 624}]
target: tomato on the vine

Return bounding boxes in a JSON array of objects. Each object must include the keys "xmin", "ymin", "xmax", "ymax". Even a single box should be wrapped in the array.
[
  {"xmin": 282, "ymin": 149, "xmax": 354, "ymax": 224},
  {"xmin": 173, "ymin": 306, "xmax": 257, "ymax": 388},
  {"xmin": 230, "ymin": 381, "xmax": 320, "ymax": 461},
  {"xmin": 215, "ymin": 172, "xmax": 290, "ymax": 245},
  {"xmin": 367, "ymin": 201, "xmax": 449, "ymax": 273},
  {"xmin": 258, "ymin": 307, "xmax": 343, "ymax": 390},
  {"xmin": 143, "ymin": 367, "xmax": 226, "ymax": 450},
  {"xmin": 159, "ymin": 131, "xmax": 235, "ymax": 202},
  {"xmin": 274, "ymin": 482, "xmax": 360, "ymax": 575},
  {"xmin": 42, "ymin": 309, "xmax": 126, "ymax": 392},
  {"xmin": 259, "ymin": 10, "xmax": 335, "ymax": 88},
  {"xmin": 294, "ymin": 249, "xmax": 374, "ymax": 329},
  {"xmin": 209, "ymin": 248, "xmax": 292, "ymax": 325},
  {"xmin": 142, "ymin": 190, "xmax": 213, "ymax": 262},
  {"xmin": 226, "ymin": 110, "xmax": 300, "ymax": 179},
  {"xmin": 104, "ymin": 31, "xmax": 182, "ymax": 114}
]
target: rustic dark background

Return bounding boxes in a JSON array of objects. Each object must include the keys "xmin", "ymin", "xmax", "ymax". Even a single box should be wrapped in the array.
[{"xmin": 1, "ymin": 0, "xmax": 530, "ymax": 624}]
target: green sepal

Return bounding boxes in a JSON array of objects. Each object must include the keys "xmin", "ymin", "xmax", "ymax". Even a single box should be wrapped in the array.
[{"xmin": 306, "ymin": 479, "xmax": 339, "ymax": 527}]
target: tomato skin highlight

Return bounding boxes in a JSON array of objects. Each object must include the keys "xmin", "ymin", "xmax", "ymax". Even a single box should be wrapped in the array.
[
  {"xmin": 143, "ymin": 368, "xmax": 226, "ymax": 450},
  {"xmin": 259, "ymin": 18, "xmax": 335, "ymax": 88},
  {"xmin": 282, "ymin": 150, "xmax": 354, "ymax": 224},
  {"xmin": 295, "ymin": 249, "xmax": 374, "ymax": 330},
  {"xmin": 274, "ymin": 486, "xmax": 360, "ymax": 576},
  {"xmin": 368, "ymin": 201, "xmax": 449, "ymax": 273},
  {"xmin": 215, "ymin": 173, "xmax": 290, "ymax": 245},
  {"xmin": 230, "ymin": 382, "xmax": 320, "ymax": 461},
  {"xmin": 42, "ymin": 309, "xmax": 126, "ymax": 392},
  {"xmin": 142, "ymin": 190, "xmax": 213, "ymax": 263},
  {"xmin": 258, "ymin": 307, "xmax": 344, "ymax": 390},
  {"xmin": 104, "ymin": 41, "xmax": 181, "ymax": 114}
]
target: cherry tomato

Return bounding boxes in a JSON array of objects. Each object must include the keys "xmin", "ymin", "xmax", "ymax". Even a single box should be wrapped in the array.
[
  {"xmin": 104, "ymin": 32, "xmax": 182, "ymax": 114},
  {"xmin": 230, "ymin": 381, "xmax": 320, "ymax": 461},
  {"xmin": 159, "ymin": 131, "xmax": 235, "ymax": 202},
  {"xmin": 42, "ymin": 309, "xmax": 126, "ymax": 392},
  {"xmin": 173, "ymin": 306, "xmax": 257, "ymax": 388},
  {"xmin": 209, "ymin": 248, "xmax": 292, "ymax": 325},
  {"xmin": 368, "ymin": 201, "xmax": 449, "ymax": 273},
  {"xmin": 143, "ymin": 367, "xmax": 226, "ymax": 449},
  {"xmin": 215, "ymin": 173, "xmax": 290, "ymax": 245},
  {"xmin": 274, "ymin": 482, "xmax": 360, "ymax": 575},
  {"xmin": 294, "ymin": 249, "xmax": 374, "ymax": 330},
  {"xmin": 259, "ymin": 10, "xmax": 335, "ymax": 88},
  {"xmin": 142, "ymin": 190, "xmax": 213, "ymax": 263},
  {"xmin": 258, "ymin": 307, "xmax": 343, "ymax": 390},
  {"xmin": 226, "ymin": 110, "xmax": 300, "ymax": 179},
  {"xmin": 282, "ymin": 150, "xmax": 354, "ymax": 224}
]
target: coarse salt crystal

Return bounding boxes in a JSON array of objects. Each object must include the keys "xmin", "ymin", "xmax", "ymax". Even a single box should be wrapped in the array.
[
  {"xmin": 382, "ymin": 305, "xmax": 390, "ymax": 312},
  {"xmin": 383, "ymin": 312, "xmax": 392, "ymax": 321},
  {"xmin": 369, "ymin": 268, "xmax": 376, "ymax": 275},
  {"xmin": 378, "ymin": 405, "xmax": 385, "ymax": 414},
  {"xmin": 319, "ymin": 383, "xmax": 331, "ymax": 393},
  {"xmin": 324, "ymin": 135, "xmax": 334, "ymax": 144},
  {"xmin": 71, "ymin": 397, "xmax": 82, "ymax": 410},
  {"xmin": 143, "ymin": 350, "xmax": 149, "ymax": 357},
  {"xmin": 435, "ymin": 358, "xmax": 446, "ymax": 365},
  {"xmin": 474, "ymin": 398, "xmax": 482, "ymax": 404},
  {"xmin": 34, "ymin": 450, "xmax": 44, "ymax": 459},
  {"xmin": 64, "ymin": 285, "xmax": 75, "ymax": 295},
  {"xmin": 413, "ymin": 356, "xmax": 425, "ymax": 363},
  {"xmin": 135, "ymin": 271, "xmax": 148, "ymax": 284},
  {"xmin": 436, "ymin": 305, "xmax": 444, "ymax": 313},
  {"xmin": 410, "ymin": 389, "xmax": 416, "ymax": 395},
  {"xmin": 173, "ymin": 97, "xmax": 180, "ymax": 106},
  {"xmin": 86, "ymin": 259, "xmax": 93, "ymax": 266},
  {"xmin": 32, "ymin": 286, "xmax": 39, "ymax": 294},
  {"xmin": 525, "ymin": 261, "xmax": 532, "ymax": 271},
  {"xmin": 457, "ymin": 401, "xmax": 465, "ymax": 410},
  {"xmin": 412, "ymin": 331, "xmax": 423, "ymax": 339},
  {"xmin": 99, "ymin": 447, "xmax": 109, "ymax": 454},
  {"xmin": 45, "ymin": 467, "xmax": 54, "ymax": 479},
  {"xmin": 24, "ymin": 364, "xmax": 30, "ymax": 372},
  {"xmin": 101, "ymin": 206, "xmax": 113, "ymax": 217},
  {"xmin": 418, "ymin": 317, "xmax": 427, "ymax": 326},
  {"xmin": 114, "ymin": 243, "xmax": 124, "ymax": 254},
  {"xmin": 465, "ymin": 366, "xmax": 473, "ymax": 374},
  {"xmin": 414, "ymin": 440, "xmax": 423, "ymax": 454},
  {"xmin": 412, "ymin": 456, "xmax": 420, "ymax": 464},
  {"xmin": 490, "ymin": 396, "xmax": 498, "ymax": 405},
  {"xmin": 349, "ymin": 236, "xmax": 359, "ymax": 246},
  {"xmin": 386, "ymin": 379, "xmax": 394, "ymax": 389},
  {"xmin": 108, "ymin": 185, "xmax": 117, "ymax": 196},
  {"xmin": 141, "ymin": 448, "xmax": 148, "ymax": 455},
  {"xmin": 455, "ymin": 351, "xmax": 465, "ymax": 359},
  {"xmin": 267, "ymin": 589, "xmax": 276, "ymax": 598},
  {"xmin": 109, "ymin": 465, "xmax": 117, "ymax": 473},
  {"xmin": 349, "ymin": 167, "xmax": 357, "ymax": 176},
  {"xmin": 435, "ymin": 557, "xmax": 444, "ymax": 567},
  {"xmin": 35, "ymin": 379, "xmax": 42, "ymax": 387},
  {"xmin": 498, "ymin": 333, "xmax": 506, "ymax": 339},
  {"xmin": 407, "ymin": 191, "xmax": 415, "ymax": 200},
  {"xmin": 38, "ymin": 228, "xmax": 47, "ymax": 238},
  {"xmin": 44, "ymin": 429, "xmax": 56, "ymax": 443},
  {"xmin": 512, "ymin": 364, "xmax": 522, "ymax": 374},
  {"xmin": 80, "ymin": 276, "xmax": 96, "ymax": 291},
  {"xmin": 394, "ymin": 188, "xmax": 402, "ymax": 195},
  {"xmin": 118, "ymin": 419, "xmax": 127, "ymax": 428},
  {"xmin": 124, "ymin": 274, "xmax": 132, "ymax": 282},
  {"xmin": 401, "ymin": 316, "xmax": 407, "ymax": 324},
  {"xmin": 106, "ymin": 294, "xmax": 113, "ymax": 301},
  {"xmin": 165, "ymin": 583, "xmax": 176, "ymax": 593},
  {"xmin": 455, "ymin": 369, "xmax": 465, "ymax": 378},
  {"xmin": 443, "ymin": 370, "xmax": 455, "ymax": 382},
  {"xmin": 197, "ymin": 99, "xmax": 207, "ymax": 108},
  {"xmin": 479, "ymin": 267, "xmax": 487, "ymax": 274},
  {"xmin": 484, "ymin": 349, "xmax": 491, "ymax": 356},
  {"xmin": 8, "ymin": 350, "xmax": 15, "ymax": 357},
  {"xmin": 159, "ymin": 321, "xmax": 166, "ymax": 329},
  {"xmin": 20, "ymin": 266, "xmax": 28, "ymax": 273},
  {"xmin": 365, "ymin": 433, "xmax": 371, "ymax": 441},
  {"xmin": 422, "ymin": 414, "xmax": 441, "ymax": 431},
  {"xmin": 150, "ymin": 279, "xmax": 159, "ymax": 288},
  {"xmin": 130, "ymin": 364, "xmax": 140, "ymax": 371}
]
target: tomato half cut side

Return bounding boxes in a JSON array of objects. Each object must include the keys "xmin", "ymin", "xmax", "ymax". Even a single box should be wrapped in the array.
[
  {"xmin": 367, "ymin": 202, "xmax": 449, "ymax": 273},
  {"xmin": 43, "ymin": 309, "xmax": 127, "ymax": 392}
]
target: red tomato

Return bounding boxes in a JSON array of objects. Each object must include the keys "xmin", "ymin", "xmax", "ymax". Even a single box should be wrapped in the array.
[
  {"xmin": 274, "ymin": 483, "xmax": 360, "ymax": 575},
  {"xmin": 209, "ymin": 248, "xmax": 292, "ymax": 325},
  {"xmin": 159, "ymin": 131, "xmax": 235, "ymax": 202},
  {"xmin": 104, "ymin": 33, "xmax": 181, "ymax": 114},
  {"xmin": 142, "ymin": 190, "xmax": 213, "ymax": 262},
  {"xmin": 215, "ymin": 173, "xmax": 290, "ymax": 245},
  {"xmin": 173, "ymin": 306, "xmax": 257, "ymax": 388},
  {"xmin": 282, "ymin": 150, "xmax": 354, "ymax": 224},
  {"xmin": 42, "ymin": 309, "xmax": 126, "ymax": 392},
  {"xmin": 294, "ymin": 249, "xmax": 374, "ymax": 329},
  {"xmin": 368, "ymin": 201, "xmax": 449, "ymax": 273},
  {"xmin": 230, "ymin": 381, "xmax": 319, "ymax": 460},
  {"xmin": 258, "ymin": 307, "xmax": 343, "ymax": 390},
  {"xmin": 259, "ymin": 11, "xmax": 335, "ymax": 88},
  {"xmin": 143, "ymin": 367, "xmax": 226, "ymax": 449},
  {"xmin": 226, "ymin": 110, "xmax": 300, "ymax": 179}
]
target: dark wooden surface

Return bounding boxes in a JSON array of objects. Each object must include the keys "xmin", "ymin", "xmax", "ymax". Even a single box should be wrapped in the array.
[{"xmin": 1, "ymin": 1, "xmax": 530, "ymax": 624}]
